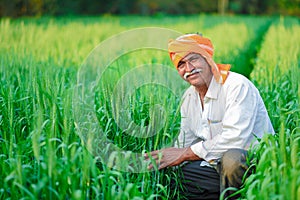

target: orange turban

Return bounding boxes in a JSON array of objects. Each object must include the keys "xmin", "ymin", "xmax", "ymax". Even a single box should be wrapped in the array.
[{"xmin": 168, "ymin": 34, "xmax": 231, "ymax": 84}]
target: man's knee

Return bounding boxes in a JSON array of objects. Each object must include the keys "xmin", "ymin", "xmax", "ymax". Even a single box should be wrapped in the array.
[
  {"xmin": 220, "ymin": 149, "xmax": 249, "ymax": 188},
  {"xmin": 221, "ymin": 149, "xmax": 248, "ymax": 171}
]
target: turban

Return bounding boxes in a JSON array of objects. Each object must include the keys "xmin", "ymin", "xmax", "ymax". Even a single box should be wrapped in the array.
[{"xmin": 168, "ymin": 34, "xmax": 231, "ymax": 84}]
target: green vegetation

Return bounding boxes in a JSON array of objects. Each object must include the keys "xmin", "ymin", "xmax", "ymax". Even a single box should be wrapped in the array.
[
  {"xmin": 1, "ymin": 0, "xmax": 299, "ymax": 16},
  {"xmin": 244, "ymin": 17, "xmax": 300, "ymax": 200},
  {"xmin": 0, "ymin": 15, "xmax": 299, "ymax": 199}
]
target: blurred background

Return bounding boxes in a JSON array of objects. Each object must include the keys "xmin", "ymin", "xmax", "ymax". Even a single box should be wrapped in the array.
[{"xmin": 0, "ymin": 0, "xmax": 299, "ymax": 17}]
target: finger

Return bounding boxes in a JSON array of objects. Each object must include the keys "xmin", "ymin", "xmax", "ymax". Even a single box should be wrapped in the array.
[
  {"xmin": 156, "ymin": 157, "xmax": 170, "ymax": 170},
  {"xmin": 149, "ymin": 154, "xmax": 166, "ymax": 169},
  {"xmin": 144, "ymin": 150, "xmax": 156, "ymax": 159},
  {"xmin": 144, "ymin": 154, "xmax": 158, "ymax": 170},
  {"xmin": 144, "ymin": 151, "xmax": 161, "ymax": 160},
  {"xmin": 158, "ymin": 161, "xmax": 168, "ymax": 170},
  {"xmin": 144, "ymin": 152, "xmax": 155, "ymax": 160},
  {"xmin": 147, "ymin": 159, "xmax": 160, "ymax": 170},
  {"xmin": 158, "ymin": 164, "xmax": 166, "ymax": 170},
  {"xmin": 149, "ymin": 150, "xmax": 160, "ymax": 156},
  {"xmin": 147, "ymin": 163, "xmax": 153, "ymax": 170},
  {"xmin": 144, "ymin": 152, "xmax": 149, "ymax": 159}
]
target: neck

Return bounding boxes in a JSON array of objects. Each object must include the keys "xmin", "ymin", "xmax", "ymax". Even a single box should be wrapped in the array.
[
  {"xmin": 195, "ymin": 85, "xmax": 208, "ymax": 100},
  {"xmin": 194, "ymin": 76, "xmax": 212, "ymax": 98},
  {"xmin": 194, "ymin": 77, "xmax": 212, "ymax": 110}
]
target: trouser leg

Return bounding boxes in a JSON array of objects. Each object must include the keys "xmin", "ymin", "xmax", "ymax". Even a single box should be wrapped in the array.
[
  {"xmin": 173, "ymin": 161, "xmax": 220, "ymax": 200},
  {"xmin": 218, "ymin": 148, "xmax": 250, "ymax": 199},
  {"xmin": 170, "ymin": 149, "xmax": 250, "ymax": 199}
]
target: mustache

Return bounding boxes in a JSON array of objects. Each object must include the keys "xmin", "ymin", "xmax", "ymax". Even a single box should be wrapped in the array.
[{"xmin": 183, "ymin": 68, "xmax": 202, "ymax": 80}]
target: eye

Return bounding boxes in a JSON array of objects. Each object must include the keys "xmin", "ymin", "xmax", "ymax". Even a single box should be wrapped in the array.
[
  {"xmin": 177, "ymin": 62, "xmax": 185, "ymax": 70},
  {"xmin": 189, "ymin": 57, "xmax": 199, "ymax": 64}
]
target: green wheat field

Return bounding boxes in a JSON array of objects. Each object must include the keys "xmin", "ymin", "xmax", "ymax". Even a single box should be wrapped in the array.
[{"xmin": 0, "ymin": 15, "xmax": 299, "ymax": 199}]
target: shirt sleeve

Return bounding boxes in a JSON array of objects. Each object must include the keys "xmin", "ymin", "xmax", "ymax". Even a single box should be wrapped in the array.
[
  {"xmin": 191, "ymin": 82, "xmax": 259, "ymax": 161},
  {"xmin": 175, "ymin": 93, "xmax": 199, "ymax": 148}
]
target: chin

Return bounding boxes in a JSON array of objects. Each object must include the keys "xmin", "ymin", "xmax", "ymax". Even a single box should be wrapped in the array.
[
  {"xmin": 188, "ymin": 78, "xmax": 199, "ymax": 84},
  {"xmin": 189, "ymin": 81, "xmax": 205, "ymax": 87}
]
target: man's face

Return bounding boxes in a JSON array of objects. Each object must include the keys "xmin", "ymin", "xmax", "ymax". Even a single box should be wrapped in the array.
[{"xmin": 177, "ymin": 53, "xmax": 213, "ymax": 88}]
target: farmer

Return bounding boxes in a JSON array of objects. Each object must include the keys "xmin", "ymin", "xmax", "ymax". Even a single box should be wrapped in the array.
[{"xmin": 145, "ymin": 33, "xmax": 274, "ymax": 199}]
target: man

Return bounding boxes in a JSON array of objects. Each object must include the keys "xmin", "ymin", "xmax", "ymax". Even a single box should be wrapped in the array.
[{"xmin": 145, "ymin": 34, "xmax": 274, "ymax": 199}]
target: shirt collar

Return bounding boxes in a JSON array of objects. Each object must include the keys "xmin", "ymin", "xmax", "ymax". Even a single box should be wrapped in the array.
[{"xmin": 206, "ymin": 77, "xmax": 221, "ymax": 99}]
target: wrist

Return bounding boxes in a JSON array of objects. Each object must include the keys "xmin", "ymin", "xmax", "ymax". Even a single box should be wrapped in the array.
[{"xmin": 183, "ymin": 147, "xmax": 201, "ymax": 161}]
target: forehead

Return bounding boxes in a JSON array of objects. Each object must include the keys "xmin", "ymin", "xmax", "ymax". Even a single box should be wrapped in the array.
[{"xmin": 182, "ymin": 53, "xmax": 202, "ymax": 60}]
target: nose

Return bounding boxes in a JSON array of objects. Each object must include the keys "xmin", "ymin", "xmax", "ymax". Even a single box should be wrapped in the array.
[{"xmin": 186, "ymin": 61, "xmax": 194, "ymax": 72}]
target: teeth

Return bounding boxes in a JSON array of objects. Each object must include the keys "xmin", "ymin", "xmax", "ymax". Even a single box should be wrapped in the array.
[{"xmin": 184, "ymin": 69, "xmax": 202, "ymax": 79}]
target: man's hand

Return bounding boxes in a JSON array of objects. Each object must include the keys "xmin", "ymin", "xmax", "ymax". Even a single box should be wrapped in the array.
[{"xmin": 145, "ymin": 147, "xmax": 201, "ymax": 170}]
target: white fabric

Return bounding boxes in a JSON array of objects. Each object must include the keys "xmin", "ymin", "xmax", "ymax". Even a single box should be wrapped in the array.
[{"xmin": 176, "ymin": 72, "xmax": 274, "ymax": 162}]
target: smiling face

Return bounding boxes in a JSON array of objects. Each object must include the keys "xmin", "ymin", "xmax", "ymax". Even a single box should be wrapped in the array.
[{"xmin": 177, "ymin": 53, "xmax": 213, "ymax": 89}]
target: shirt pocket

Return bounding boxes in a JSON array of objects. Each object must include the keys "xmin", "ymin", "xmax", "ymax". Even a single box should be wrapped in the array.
[{"xmin": 209, "ymin": 120, "xmax": 223, "ymax": 139}]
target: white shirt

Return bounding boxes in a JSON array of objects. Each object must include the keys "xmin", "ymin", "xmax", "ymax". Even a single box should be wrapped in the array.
[{"xmin": 176, "ymin": 72, "xmax": 274, "ymax": 162}]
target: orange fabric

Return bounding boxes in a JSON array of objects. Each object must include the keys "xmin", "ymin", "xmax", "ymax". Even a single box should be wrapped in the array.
[{"xmin": 168, "ymin": 34, "xmax": 231, "ymax": 84}]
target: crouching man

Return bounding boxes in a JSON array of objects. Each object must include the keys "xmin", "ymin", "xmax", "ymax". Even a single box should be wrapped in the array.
[{"xmin": 146, "ymin": 33, "xmax": 274, "ymax": 199}]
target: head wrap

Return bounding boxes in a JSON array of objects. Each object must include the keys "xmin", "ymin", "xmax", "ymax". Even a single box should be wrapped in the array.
[{"xmin": 168, "ymin": 34, "xmax": 231, "ymax": 84}]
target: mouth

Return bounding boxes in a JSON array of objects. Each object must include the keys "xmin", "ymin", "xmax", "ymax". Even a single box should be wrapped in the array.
[{"xmin": 184, "ymin": 68, "xmax": 202, "ymax": 80}]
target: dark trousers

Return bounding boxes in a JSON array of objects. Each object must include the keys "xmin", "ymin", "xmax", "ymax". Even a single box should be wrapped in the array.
[{"xmin": 172, "ymin": 149, "xmax": 249, "ymax": 200}]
